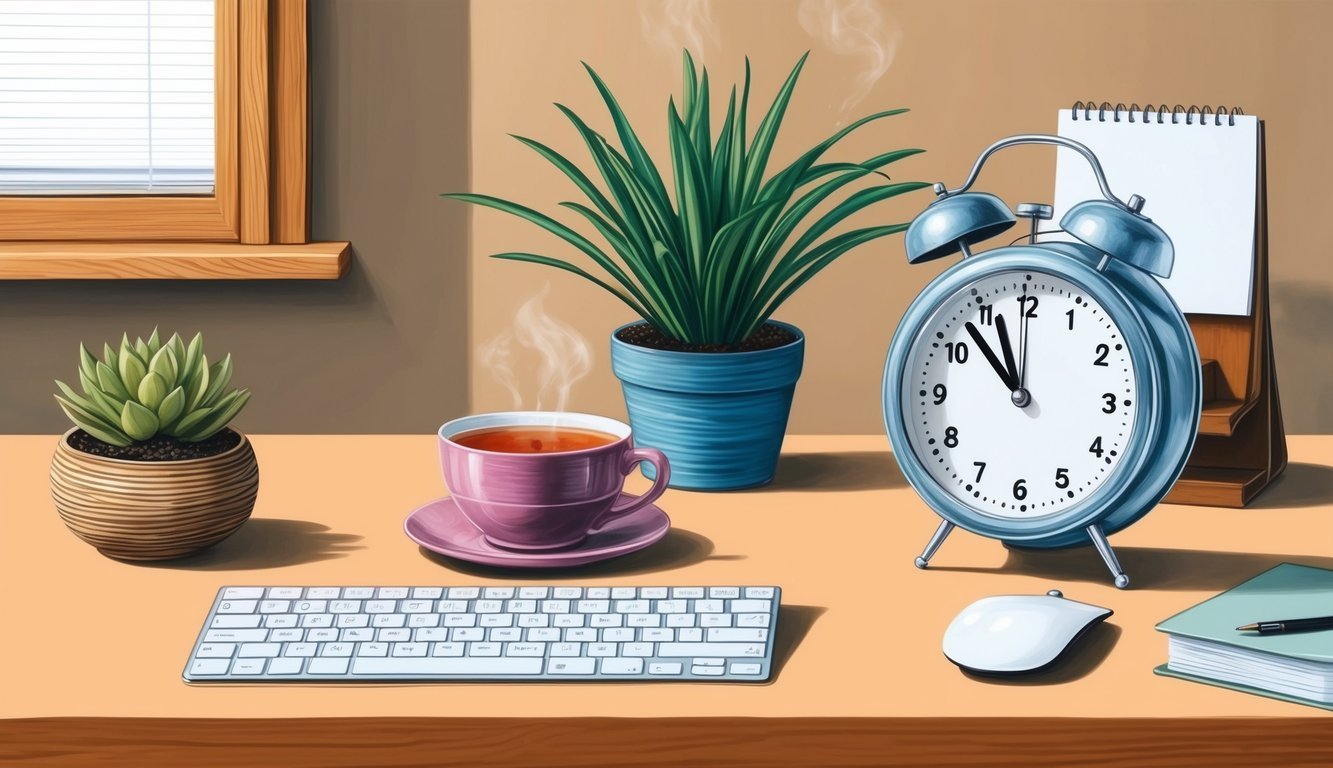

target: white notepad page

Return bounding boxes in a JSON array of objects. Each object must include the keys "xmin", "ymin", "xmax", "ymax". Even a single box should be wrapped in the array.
[{"xmin": 1052, "ymin": 109, "xmax": 1259, "ymax": 316}]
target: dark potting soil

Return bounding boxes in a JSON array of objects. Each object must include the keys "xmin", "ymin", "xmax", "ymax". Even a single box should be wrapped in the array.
[
  {"xmin": 616, "ymin": 322, "xmax": 798, "ymax": 353},
  {"xmin": 68, "ymin": 428, "xmax": 242, "ymax": 461}
]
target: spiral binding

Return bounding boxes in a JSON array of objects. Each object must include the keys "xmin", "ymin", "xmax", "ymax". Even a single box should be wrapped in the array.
[{"xmin": 1070, "ymin": 101, "xmax": 1244, "ymax": 126}]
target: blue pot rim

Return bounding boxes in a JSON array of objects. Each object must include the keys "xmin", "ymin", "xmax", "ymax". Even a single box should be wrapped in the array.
[{"xmin": 609, "ymin": 320, "xmax": 805, "ymax": 358}]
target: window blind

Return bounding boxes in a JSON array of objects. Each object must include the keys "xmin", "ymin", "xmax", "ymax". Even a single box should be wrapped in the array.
[{"xmin": 0, "ymin": 0, "xmax": 214, "ymax": 195}]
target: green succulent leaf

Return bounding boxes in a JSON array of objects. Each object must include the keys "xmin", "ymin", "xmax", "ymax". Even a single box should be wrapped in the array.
[
  {"xmin": 202, "ymin": 353, "xmax": 232, "ymax": 405},
  {"xmin": 156, "ymin": 386, "xmax": 186, "ymax": 428},
  {"xmin": 102, "ymin": 342, "xmax": 118, "ymax": 374},
  {"xmin": 79, "ymin": 344, "xmax": 98, "ymax": 383},
  {"xmin": 133, "ymin": 336, "xmax": 150, "ymax": 362},
  {"xmin": 185, "ymin": 352, "xmax": 211, "ymax": 411},
  {"xmin": 177, "ymin": 389, "xmax": 250, "ymax": 442},
  {"xmin": 137, "ymin": 371, "xmax": 169, "ymax": 410},
  {"xmin": 94, "ymin": 361, "xmax": 133, "ymax": 403},
  {"xmin": 55, "ymin": 395, "xmax": 133, "ymax": 446},
  {"xmin": 146, "ymin": 327, "xmax": 162, "ymax": 357},
  {"xmin": 118, "ymin": 340, "xmax": 147, "ymax": 394},
  {"xmin": 120, "ymin": 400, "xmax": 160, "ymax": 442},
  {"xmin": 148, "ymin": 345, "xmax": 178, "ymax": 386}
]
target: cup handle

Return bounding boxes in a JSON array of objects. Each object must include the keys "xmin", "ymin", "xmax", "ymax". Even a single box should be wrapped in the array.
[{"xmin": 588, "ymin": 447, "xmax": 671, "ymax": 531}]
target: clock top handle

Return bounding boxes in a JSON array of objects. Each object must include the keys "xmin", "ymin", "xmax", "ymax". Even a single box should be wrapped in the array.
[{"xmin": 940, "ymin": 134, "xmax": 1125, "ymax": 206}]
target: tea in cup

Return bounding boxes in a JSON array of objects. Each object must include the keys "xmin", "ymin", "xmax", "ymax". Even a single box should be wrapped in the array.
[{"xmin": 438, "ymin": 411, "xmax": 670, "ymax": 550}]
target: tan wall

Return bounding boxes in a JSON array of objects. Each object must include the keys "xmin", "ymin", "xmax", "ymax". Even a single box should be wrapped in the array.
[
  {"xmin": 469, "ymin": 0, "xmax": 1333, "ymax": 433},
  {"xmin": 0, "ymin": 0, "xmax": 472, "ymax": 435}
]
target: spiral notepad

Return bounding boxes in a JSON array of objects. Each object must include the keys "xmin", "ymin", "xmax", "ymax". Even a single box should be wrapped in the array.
[{"xmin": 1052, "ymin": 103, "xmax": 1260, "ymax": 316}]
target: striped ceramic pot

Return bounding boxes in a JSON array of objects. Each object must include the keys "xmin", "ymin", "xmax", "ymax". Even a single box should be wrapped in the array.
[
  {"xmin": 50, "ymin": 429, "xmax": 259, "ymax": 560},
  {"xmin": 610, "ymin": 321, "xmax": 805, "ymax": 491}
]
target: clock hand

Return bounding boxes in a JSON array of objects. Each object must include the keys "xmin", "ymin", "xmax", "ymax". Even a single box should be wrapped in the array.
[
  {"xmin": 964, "ymin": 322, "xmax": 1018, "ymax": 392},
  {"xmin": 1018, "ymin": 301, "xmax": 1031, "ymax": 388},
  {"xmin": 1001, "ymin": 308, "xmax": 1033, "ymax": 408},
  {"xmin": 994, "ymin": 314, "xmax": 1020, "ymax": 384}
]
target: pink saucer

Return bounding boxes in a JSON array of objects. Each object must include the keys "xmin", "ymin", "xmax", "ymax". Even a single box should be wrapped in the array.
[{"xmin": 404, "ymin": 494, "xmax": 670, "ymax": 569}]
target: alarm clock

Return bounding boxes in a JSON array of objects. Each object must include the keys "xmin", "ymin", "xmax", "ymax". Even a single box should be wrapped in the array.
[{"xmin": 882, "ymin": 134, "xmax": 1201, "ymax": 589}]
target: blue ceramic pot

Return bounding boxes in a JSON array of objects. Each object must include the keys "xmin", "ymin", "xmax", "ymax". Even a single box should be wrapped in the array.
[{"xmin": 609, "ymin": 321, "xmax": 805, "ymax": 491}]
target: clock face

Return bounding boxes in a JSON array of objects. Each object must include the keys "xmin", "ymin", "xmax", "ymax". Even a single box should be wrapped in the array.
[{"xmin": 900, "ymin": 269, "xmax": 1138, "ymax": 520}]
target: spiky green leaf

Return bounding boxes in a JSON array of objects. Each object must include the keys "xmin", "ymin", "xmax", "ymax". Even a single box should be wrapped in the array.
[
  {"xmin": 148, "ymin": 345, "xmax": 178, "ymax": 386},
  {"xmin": 55, "ymin": 395, "xmax": 133, "ymax": 446},
  {"xmin": 156, "ymin": 386, "xmax": 186, "ymax": 428},
  {"xmin": 177, "ymin": 390, "xmax": 250, "ymax": 442},
  {"xmin": 137, "ymin": 371, "xmax": 169, "ymax": 410},
  {"xmin": 95, "ymin": 361, "xmax": 133, "ymax": 403},
  {"xmin": 118, "ymin": 339, "xmax": 147, "ymax": 394},
  {"xmin": 120, "ymin": 400, "xmax": 159, "ymax": 442}
]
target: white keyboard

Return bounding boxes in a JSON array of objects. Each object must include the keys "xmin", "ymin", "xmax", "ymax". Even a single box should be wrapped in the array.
[{"xmin": 184, "ymin": 585, "xmax": 780, "ymax": 683}]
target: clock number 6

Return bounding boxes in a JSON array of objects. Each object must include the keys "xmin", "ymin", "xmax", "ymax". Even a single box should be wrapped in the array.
[{"xmin": 1012, "ymin": 479, "xmax": 1027, "ymax": 500}]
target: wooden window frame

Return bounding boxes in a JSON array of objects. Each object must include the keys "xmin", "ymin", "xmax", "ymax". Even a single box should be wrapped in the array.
[{"xmin": 0, "ymin": 0, "xmax": 348, "ymax": 279}]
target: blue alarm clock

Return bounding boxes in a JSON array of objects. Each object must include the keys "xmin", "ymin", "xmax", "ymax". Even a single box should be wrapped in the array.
[{"xmin": 882, "ymin": 135, "xmax": 1202, "ymax": 589}]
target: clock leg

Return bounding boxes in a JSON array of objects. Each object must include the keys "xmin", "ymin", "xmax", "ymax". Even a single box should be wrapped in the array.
[
  {"xmin": 1086, "ymin": 524, "xmax": 1130, "ymax": 589},
  {"xmin": 915, "ymin": 520, "xmax": 955, "ymax": 569}
]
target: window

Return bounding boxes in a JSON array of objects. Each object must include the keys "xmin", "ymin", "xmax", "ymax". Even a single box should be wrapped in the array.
[{"xmin": 0, "ymin": 0, "xmax": 347, "ymax": 279}]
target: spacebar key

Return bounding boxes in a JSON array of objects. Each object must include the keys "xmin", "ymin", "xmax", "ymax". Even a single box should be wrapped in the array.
[{"xmin": 351, "ymin": 657, "xmax": 543, "ymax": 676}]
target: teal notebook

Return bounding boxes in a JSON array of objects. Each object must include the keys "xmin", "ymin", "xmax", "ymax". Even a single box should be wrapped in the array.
[{"xmin": 1154, "ymin": 563, "xmax": 1333, "ymax": 711}]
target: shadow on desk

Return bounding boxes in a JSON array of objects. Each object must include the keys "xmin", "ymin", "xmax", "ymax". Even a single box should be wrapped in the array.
[
  {"xmin": 418, "ymin": 527, "xmax": 743, "ymax": 580},
  {"xmin": 936, "ymin": 547, "xmax": 1333, "ymax": 591},
  {"xmin": 133, "ymin": 518, "xmax": 364, "ymax": 571},
  {"xmin": 761, "ymin": 451, "xmax": 906, "ymax": 493},
  {"xmin": 1247, "ymin": 463, "xmax": 1333, "ymax": 509}
]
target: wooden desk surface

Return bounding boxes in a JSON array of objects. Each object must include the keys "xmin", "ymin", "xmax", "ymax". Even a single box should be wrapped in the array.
[{"xmin": 2, "ymin": 434, "xmax": 1331, "ymax": 764}]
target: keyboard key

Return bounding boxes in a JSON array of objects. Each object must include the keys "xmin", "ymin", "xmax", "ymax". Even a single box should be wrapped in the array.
[
  {"xmin": 223, "ymin": 588, "xmax": 264, "ymax": 600},
  {"xmin": 414, "ymin": 628, "xmax": 448, "ymax": 642},
  {"xmin": 694, "ymin": 600, "xmax": 723, "ymax": 613},
  {"xmin": 307, "ymin": 588, "xmax": 341, "ymax": 599},
  {"xmin": 294, "ymin": 601, "xmax": 327, "ymax": 614},
  {"xmin": 601, "ymin": 658, "xmax": 643, "ymax": 675},
  {"xmin": 475, "ymin": 600, "xmax": 504, "ymax": 614},
  {"xmin": 506, "ymin": 599, "xmax": 537, "ymax": 614},
  {"xmin": 745, "ymin": 587, "xmax": 776, "ymax": 599},
  {"xmin": 271, "ymin": 628, "xmax": 305, "ymax": 642},
  {"xmin": 694, "ymin": 658, "xmax": 725, "ymax": 666},
  {"xmin": 378, "ymin": 628, "xmax": 410, "ymax": 642},
  {"xmin": 672, "ymin": 587, "xmax": 705, "ymax": 599},
  {"xmin": 678, "ymin": 628, "xmax": 703, "ymax": 642},
  {"xmin": 308, "ymin": 657, "xmax": 350, "ymax": 674},
  {"xmin": 300, "ymin": 614, "xmax": 333, "ymax": 628},
  {"xmin": 268, "ymin": 587, "xmax": 303, "ymax": 599},
  {"xmin": 211, "ymin": 615, "xmax": 262, "ymax": 629},
  {"xmin": 643, "ymin": 628, "xmax": 674, "ymax": 642},
  {"xmin": 436, "ymin": 600, "xmax": 469, "ymax": 613},
  {"xmin": 729, "ymin": 662, "xmax": 763, "ymax": 676},
  {"xmin": 337, "ymin": 614, "xmax": 370, "ymax": 628},
  {"xmin": 238, "ymin": 643, "xmax": 281, "ymax": 657},
  {"xmin": 265, "ymin": 614, "xmax": 298, "ymax": 628},
  {"xmin": 585, "ymin": 587, "xmax": 610, "ymax": 599},
  {"xmin": 343, "ymin": 588, "xmax": 375, "ymax": 599},
  {"xmin": 189, "ymin": 659, "xmax": 231, "ymax": 676},
  {"xmin": 709, "ymin": 587, "xmax": 740, "ymax": 599},
  {"xmin": 401, "ymin": 600, "xmax": 433, "ymax": 614},
  {"xmin": 431, "ymin": 642, "xmax": 464, "ymax": 657},
  {"xmin": 730, "ymin": 599, "xmax": 772, "ymax": 613},
  {"xmin": 552, "ymin": 587, "xmax": 582, "ymax": 599},
  {"xmin": 622, "ymin": 643, "xmax": 654, "ymax": 657},
  {"xmin": 519, "ymin": 614, "xmax": 551, "ymax": 628},
  {"xmin": 735, "ymin": 613, "xmax": 771, "ymax": 628},
  {"xmin": 196, "ymin": 643, "xmax": 235, "ymax": 658},
  {"xmin": 204, "ymin": 629, "xmax": 267, "ymax": 643},
  {"xmin": 319, "ymin": 643, "xmax": 354, "ymax": 657},
  {"xmin": 284, "ymin": 643, "xmax": 317, "ymax": 657},
  {"xmin": 391, "ymin": 642, "xmax": 427, "ymax": 657},
  {"xmin": 268, "ymin": 657, "xmax": 304, "ymax": 675},
  {"xmin": 448, "ymin": 587, "xmax": 480, "ymax": 599},
  {"xmin": 517, "ymin": 587, "xmax": 548, "ymax": 599},
  {"xmin": 666, "ymin": 614, "xmax": 695, "ymax": 628},
  {"xmin": 548, "ymin": 658, "xmax": 595, "ymax": 675},
  {"xmin": 627, "ymin": 614, "xmax": 661, "ymax": 627},
  {"xmin": 649, "ymin": 662, "xmax": 682, "ymax": 675},
  {"xmin": 351, "ymin": 657, "xmax": 543, "ymax": 676},
  {"xmin": 527, "ymin": 628, "xmax": 560, "ymax": 642},
  {"xmin": 329, "ymin": 600, "xmax": 360, "ymax": 614},
  {"xmin": 707, "ymin": 628, "xmax": 768, "ymax": 642},
  {"xmin": 468, "ymin": 642, "xmax": 501, "ymax": 657},
  {"xmin": 307, "ymin": 628, "xmax": 338, "ymax": 642},
  {"xmin": 504, "ymin": 642, "xmax": 546, "ymax": 657},
  {"xmin": 611, "ymin": 587, "xmax": 637, "ymax": 599},
  {"xmin": 488, "ymin": 628, "xmax": 521, "ymax": 642},
  {"xmin": 577, "ymin": 600, "xmax": 609, "ymax": 614},
  {"xmin": 590, "ymin": 614, "xmax": 623, "ymax": 628},
  {"xmin": 692, "ymin": 665, "xmax": 725, "ymax": 676},
  {"xmin": 657, "ymin": 643, "xmax": 767, "ymax": 658},
  {"xmin": 602, "ymin": 628, "xmax": 634, "ymax": 642},
  {"xmin": 550, "ymin": 642, "xmax": 581, "ymax": 657},
  {"xmin": 217, "ymin": 600, "xmax": 258, "ymax": 614},
  {"xmin": 373, "ymin": 614, "xmax": 407, "ymax": 628},
  {"xmin": 483, "ymin": 587, "xmax": 515, "ymax": 599},
  {"xmin": 565, "ymin": 628, "xmax": 596, "ymax": 642},
  {"xmin": 452, "ymin": 627, "xmax": 483, "ymax": 642},
  {"xmin": 365, "ymin": 600, "xmax": 396, "ymax": 614},
  {"xmin": 377, "ymin": 588, "xmax": 409, "ymax": 599},
  {"xmin": 340, "ymin": 628, "xmax": 373, "ymax": 642},
  {"xmin": 412, "ymin": 587, "xmax": 443, "ymax": 599},
  {"xmin": 540, "ymin": 600, "xmax": 570, "ymax": 614},
  {"xmin": 700, "ymin": 614, "xmax": 732, "ymax": 628},
  {"xmin": 551, "ymin": 614, "xmax": 582, "ymax": 628},
  {"xmin": 588, "ymin": 642, "xmax": 617, "ymax": 657},
  {"xmin": 260, "ymin": 600, "xmax": 291, "ymax": 613},
  {"xmin": 640, "ymin": 587, "xmax": 668, "ymax": 599},
  {"xmin": 409, "ymin": 614, "xmax": 441, "ymax": 628},
  {"xmin": 614, "ymin": 600, "xmax": 649, "ymax": 614},
  {"xmin": 656, "ymin": 600, "xmax": 687, "ymax": 614}
]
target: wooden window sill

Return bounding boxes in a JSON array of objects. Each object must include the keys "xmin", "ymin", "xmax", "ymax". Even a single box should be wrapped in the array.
[{"xmin": 0, "ymin": 242, "xmax": 350, "ymax": 280}]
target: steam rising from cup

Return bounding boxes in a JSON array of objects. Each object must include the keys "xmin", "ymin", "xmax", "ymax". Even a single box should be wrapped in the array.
[
  {"xmin": 639, "ymin": 0, "xmax": 719, "ymax": 61},
  {"xmin": 798, "ymin": 0, "xmax": 901, "ymax": 120},
  {"xmin": 477, "ymin": 285, "xmax": 593, "ymax": 413}
]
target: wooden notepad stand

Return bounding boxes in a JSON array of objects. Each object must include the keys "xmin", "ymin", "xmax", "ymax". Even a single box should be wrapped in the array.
[{"xmin": 1164, "ymin": 121, "xmax": 1287, "ymax": 507}]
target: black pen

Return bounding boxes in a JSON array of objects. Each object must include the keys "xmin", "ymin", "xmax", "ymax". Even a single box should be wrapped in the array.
[{"xmin": 1236, "ymin": 615, "xmax": 1333, "ymax": 634}]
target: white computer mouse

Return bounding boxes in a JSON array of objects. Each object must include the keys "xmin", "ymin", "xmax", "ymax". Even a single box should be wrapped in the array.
[{"xmin": 942, "ymin": 589, "xmax": 1112, "ymax": 675}]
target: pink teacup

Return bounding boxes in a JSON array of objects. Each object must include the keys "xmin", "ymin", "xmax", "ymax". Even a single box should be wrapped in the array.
[{"xmin": 438, "ymin": 411, "xmax": 670, "ymax": 551}]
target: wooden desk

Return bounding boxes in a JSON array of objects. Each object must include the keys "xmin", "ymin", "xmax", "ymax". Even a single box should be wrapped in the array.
[{"xmin": 2, "ymin": 435, "xmax": 1331, "ymax": 766}]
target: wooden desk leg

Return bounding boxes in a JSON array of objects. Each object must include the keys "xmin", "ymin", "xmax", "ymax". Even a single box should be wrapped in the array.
[{"xmin": 915, "ymin": 520, "xmax": 955, "ymax": 569}]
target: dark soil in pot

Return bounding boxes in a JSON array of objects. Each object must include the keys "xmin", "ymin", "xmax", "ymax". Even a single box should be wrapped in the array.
[
  {"xmin": 67, "ymin": 428, "xmax": 242, "ymax": 461},
  {"xmin": 614, "ymin": 321, "xmax": 798, "ymax": 353}
]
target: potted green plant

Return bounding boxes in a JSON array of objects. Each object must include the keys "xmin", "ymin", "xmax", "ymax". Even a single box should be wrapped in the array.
[
  {"xmin": 447, "ymin": 53, "xmax": 925, "ymax": 489},
  {"xmin": 50, "ymin": 330, "xmax": 257, "ymax": 560}
]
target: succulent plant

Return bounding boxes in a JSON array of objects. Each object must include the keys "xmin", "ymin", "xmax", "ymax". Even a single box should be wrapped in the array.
[{"xmin": 54, "ymin": 329, "xmax": 250, "ymax": 446}]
